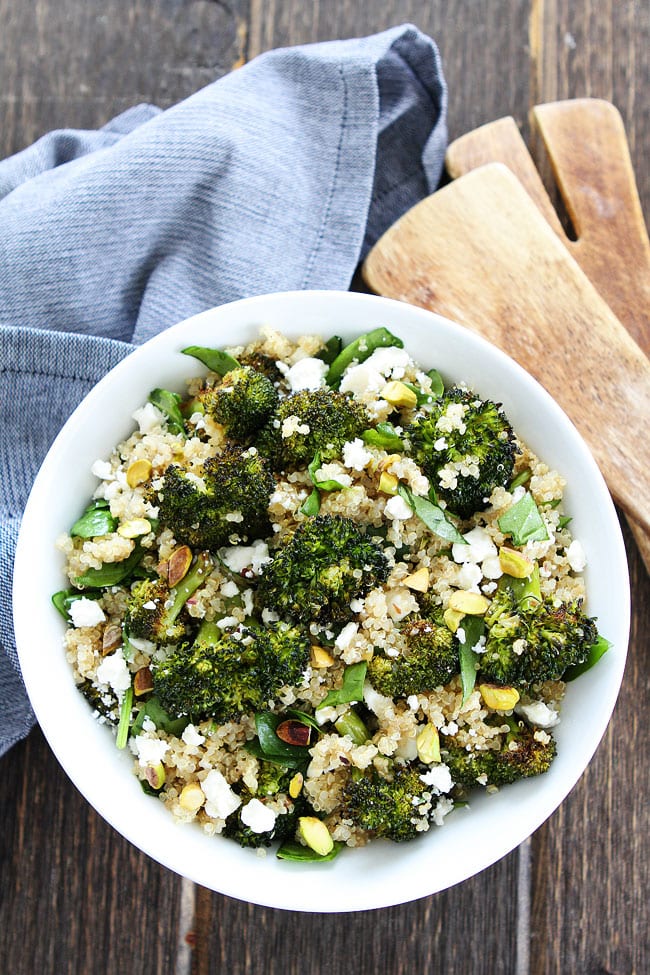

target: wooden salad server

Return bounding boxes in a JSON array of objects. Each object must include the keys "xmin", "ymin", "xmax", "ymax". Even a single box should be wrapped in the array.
[
  {"xmin": 363, "ymin": 125, "xmax": 650, "ymax": 560},
  {"xmin": 444, "ymin": 99, "xmax": 650, "ymax": 572}
]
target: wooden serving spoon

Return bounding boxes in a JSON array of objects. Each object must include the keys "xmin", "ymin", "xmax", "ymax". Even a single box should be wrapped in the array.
[
  {"xmin": 444, "ymin": 99, "xmax": 650, "ymax": 571},
  {"xmin": 363, "ymin": 161, "xmax": 650, "ymax": 548}
]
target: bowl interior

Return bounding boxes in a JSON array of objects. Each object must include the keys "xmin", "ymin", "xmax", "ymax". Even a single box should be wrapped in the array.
[{"xmin": 13, "ymin": 290, "xmax": 630, "ymax": 911}]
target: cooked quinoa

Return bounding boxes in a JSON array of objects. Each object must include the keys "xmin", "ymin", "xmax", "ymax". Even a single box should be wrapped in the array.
[{"xmin": 55, "ymin": 325, "xmax": 600, "ymax": 859}]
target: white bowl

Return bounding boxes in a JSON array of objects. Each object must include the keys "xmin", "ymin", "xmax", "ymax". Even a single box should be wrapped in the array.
[{"xmin": 13, "ymin": 290, "xmax": 629, "ymax": 912}]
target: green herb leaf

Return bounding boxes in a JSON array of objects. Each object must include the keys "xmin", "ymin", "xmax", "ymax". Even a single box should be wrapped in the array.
[
  {"xmin": 116, "ymin": 685, "xmax": 134, "ymax": 750},
  {"xmin": 70, "ymin": 499, "xmax": 118, "ymax": 539},
  {"xmin": 325, "ymin": 327, "xmax": 404, "ymax": 388},
  {"xmin": 498, "ymin": 492, "xmax": 549, "ymax": 546},
  {"xmin": 316, "ymin": 335, "xmax": 343, "ymax": 365},
  {"xmin": 300, "ymin": 487, "xmax": 321, "ymax": 517},
  {"xmin": 564, "ymin": 635, "xmax": 612, "ymax": 681},
  {"xmin": 317, "ymin": 661, "xmax": 367, "ymax": 710},
  {"xmin": 148, "ymin": 388, "xmax": 186, "ymax": 437},
  {"xmin": 558, "ymin": 515, "xmax": 572, "ymax": 529},
  {"xmin": 181, "ymin": 345, "xmax": 240, "ymax": 375},
  {"xmin": 72, "ymin": 543, "xmax": 144, "ymax": 589},
  {"xmin": 457, "ymin": 616, "xmax": 484, "ymax": 705},
  {"xmin": 130, "ymin": 696, "xmax": 190, "ymax": 738},
  {"xmin": 397, "ymin": 483, "xmax": 466, "ymax": 545},
  {"xmin": 276, "ymin": 839, "xmax": 343, "ymax": 862},
  {"xmin": 361, "ymin": 422, "xmax": 404, "ymax": 451}
]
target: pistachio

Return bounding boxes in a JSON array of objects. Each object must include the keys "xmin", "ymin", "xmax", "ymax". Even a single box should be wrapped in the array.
[
  {"xmin": 179, "ymin": 782, "xmax": 205, "ymax": 812},
  {"xmin": 102, "ymin": 623, "xmax": 122, "ymax": 656},
  {"xmin": 159, "ymin": 545, "xmax": 193, "ymax": 587},
  {"xmin": 144, "ymin": 762, "xmax": 166, "ymax": 790},
  {"xmin": 380, "ymin": 381, "xmax": 418, "ymax": 409},
  {"xmin": 289, "ymin": 772, "xmax": 304, "ymax": 799},
  {"xmin": 479, "ymin": 683, "xmax": 520, "ymax": 711},
  {"xmin": 126, "ymin": 458, "xmax": 153, "ymax": 488},
  {"xmin": 310, "ymin": 645, "xmax": 335, "ymax": 668},
  {"xmin": 402, "ymin": 566, "xmax": 430, "ymax": 592},
  {"xmin": 416, "ymin": 723, "xmax": 441, "ymax": 764},
  {"xmin": 276, "ymin": 720, "xmax": 311, "ymax": 747},
  {"xmin": 117, "ymin": 518, "xmax": 151, "ymax": 539},
  {"xmin": 378, "ymin": 471, "xmax": 399, "ymax": 495},
  {"xmin": 499, "ymin": 546, "xmax": 535, "ymax": 579},
  {"xmin": 448, "ymin": 590, "xmax": 490, "ymax": 615},
  {"xmin": 298, "ymin": 816, "xmax": 334, "ymax": 856},
  {"xmin": 443, "ymin": 607, "xmax": 465, "ymax": 633},
  {"xmin": 133, "ymin": 666, "xmax": 154, "ymax": 696}
]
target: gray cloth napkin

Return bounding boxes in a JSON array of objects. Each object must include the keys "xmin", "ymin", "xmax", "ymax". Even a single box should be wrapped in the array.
[{"xmin": 0, "ymin": 24, "xmax": 447, "ymax": 758}]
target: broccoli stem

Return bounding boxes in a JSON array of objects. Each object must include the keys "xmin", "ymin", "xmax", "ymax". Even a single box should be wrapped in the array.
[
  {"xmin": 334, "ymin": 708, "xmax": 370, "ymax": 744},
  {"xmin": 325, "ymin": 327, "xmax": 404, "ymax": 387}
]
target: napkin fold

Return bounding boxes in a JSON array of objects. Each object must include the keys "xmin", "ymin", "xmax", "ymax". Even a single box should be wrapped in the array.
[{"xmin": 0, "ymin": 24, "xmax": 447, "ymax": 758}]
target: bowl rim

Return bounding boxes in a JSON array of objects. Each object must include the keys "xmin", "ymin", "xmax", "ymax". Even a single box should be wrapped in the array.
[{"xmin": 13, "ymin": 289, "xmax": 630, "ymax": 911}]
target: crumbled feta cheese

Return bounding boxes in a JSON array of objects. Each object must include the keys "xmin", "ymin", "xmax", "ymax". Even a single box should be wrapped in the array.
[
  {"xmin": 407, "ymin": 695, "xmax": 420, "ymax": 711},
  {"xmin": 220, "ymin": 580, "xmax": 239, "ymax": 598},
  {"xmin": 182, "ymin": 724, "xmax": 206, "ymax": 746},
  {"xmin": 142, "ymin": 717, "xmax": 156, "ymax": 733},
  {"xmin": 315, "ymin": 462, "xmax": 352, "ymax": 487},
  {"xmin": 262, "ymin": 607, "xmax": 280, "ymax": 624},
  {"xmin": 90, "ymin": 459, "xmax": 115, "ymax": 480},
  {"xmin": 281, "ymin": 356, "xmax": 328, "ymax": 392},
  {"xmin": 219, "ymin": 539, "xmax": 271, "ymax": 575},
  {"xmin": 240, "ymin": 798, "xmax": 277, "ymax": 833},
  {"xmin": 335, "ymin": 622, "xmax": 358, "ymax": 651},
  {"xmin": 456, "ymin": 563, "xmax": 483, "ymax": 592},
  {"xmin": 95, "ymin": 647, "xmax": 131, "ymax": 696},
  {"xmin": 349, "ymin": 598, "xmax": 364, "ymax": 614},
  {"xmin": 566, "ymin": 539, "xmax": 587, "ymax": 572},
  {"xmin": 134, "ymin": 735, "xmax": 169, "ymax": 768},
  {"xmin": 516, "ymin": 700, "xmax": 560, "ymax": 729},
  {"xmin": 339, "ymin": 347, "xmax": 412, "ymax": 395},
  {"xmin": 132, "ymin": 402, "xmax": 164, "ymax": 434},
  {"xmin": 216, "ymin": 615, "xmax": 239, "ymax": 630},
  {"xmin": 431, "ymin": 796, "xmax": 455, "ymax": 826},
  {"xmin": 385, "ymin": 495, "xmax": 413, "ymax": 521},
  {"xmin": 363, "ymin": 682, "xmax": 393, "ymax": 717},
  {"xmin": 419, "ymin": 763, "xmax": 454, "ymax": 794},
  {"xmin": 202, "ymin": 770, "xmax": 242, "ymax": 820},
  {"xmin": 452, "ymin": 526, "xmax": 498, "ymax": 564},
  {"xmin": 342, "ymin": 438, "xmax": 372, "ymax": 471},
  {"xmin": 281, "ymin": 415, "xmax": 310, "ymax": 438},
  {"xmin": 481, "ymin": 555, "xmax": 503, "ymax": 579},
  {"xmin": 69, "ymin": 597, "xmax": 106, "ymax": 628}
]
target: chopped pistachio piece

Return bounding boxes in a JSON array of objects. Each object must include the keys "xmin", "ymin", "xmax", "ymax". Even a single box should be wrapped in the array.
[
  {"xmin": 310, "ymin": 645, "xmax": 335, "ymax": 668},
  {"xmin": 289, "ymin": 773, "xmax": 304, "ymax": 799},
  {"xmin": 402, "ymin": 566, "xmax": 430, "ymax": 592},
  {"xmin": 443, "ymin": 607, "xmax": 465, "ymax": 633},
  {"xmin": 299, "ymin": 816, "xmax": 334, "ymax": 856},
  {"xmin": 416, "ymin": 723, "xmax": 441, "ymax": 764},
  {"xmin": 378, "ymin": 471, "xmax": 399, "ymax": 495},
  {"xmin": 499, "ymin": 546, "xmax": 534, "ymax": 578},
  {"xmin": 479, "ymin": 683, "xmax": 520, "ymax": 710},
  {"xmin": 117, "ymin": 518, "xmax": 151, "ymax": 539},
  {"xmin": 179, "ymin": 782, "xmax": 205, "ymax": 812},
  {"xmin": 126, "ymin": 458, "xmax": 153, "ymax": 488},
  {"xmin": 380, "ymin": 381, "xmax": 418, "ymax": 409},
  {"xmin": 448, "ymin": 590, "xmax": 490, "ymax": 615}
]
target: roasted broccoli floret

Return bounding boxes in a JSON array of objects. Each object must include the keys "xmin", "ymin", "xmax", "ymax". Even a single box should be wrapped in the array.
[
  {"xmin": 152, "ymin": 444, "xmax": 274, "ymax": 551},
  {"xmin": 444, "ymin": 718, "xmax": 556, "ymax": 788},
  {"xmin": 124, "ymin": 551, "xmax": 213, "ymax": 643},
  {"xmin": 256, "ymin": 387, "xmax": 369, "ymax": 470},
  {"xmin": 238, "ymin": 351, "xmax": 285, "ymax": 386},
  {"xmin": 256, "ymin": 515, "xmax": 389, "ymax": 624},
  {"xmin": 408, "ymin": 386, "xmax": 517, "ymax": 518},
  {"xmin": 340, "ymin": 763, "xmax": 437, "ymax": 843},
  {"xmin": 196, "ymin": 365, "xmax": 279, "ymax": 441},
  {"xmin": 480, "ymin": 586, "xmax": 598, "ymax": 688},
  {"xmin": 153, "ymin": 618, "xmax": 310, "ymax": 722},
  {"xmin": 367, "ymin": 613, "xmax": 458, "ymax": 697}
]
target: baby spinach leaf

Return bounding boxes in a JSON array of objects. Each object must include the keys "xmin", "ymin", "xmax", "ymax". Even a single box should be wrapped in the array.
[
  {"xmin": 70, "ymin": 499, "xmax": 117, "ymax": 539},
  {"xmin": 276, "ymin": 840, "xmax": 343, "ymax": 862},
  {"xmin": 254, "ymin": 712, "xmax": 311, "ymax": 762},
  {"xmin": 397, "ymin": 483, "xmax": 466, "ymax": 545},
  {"xmin": 72, "ymin": 543, "xmax": 144, "ymax": 589},
  {"xmin": 316, "ymin": 335, "xmax": 343, "ymax": 365},
  {"xmin": 498, "ymin": 491, "xmax": 549, "ymax": 546},
  {"xmin": 564, "ymin": 635, "xmax": 612, "ymax": 681},
  {"xmin": 457, "ymin": 615, "xmax": 484, "ymax": 705},
  {"xmin": 317, "ymin": 661, "xmax": 367, "ymax": 710},
  {"xmin": 362, "ymin": 422, "xmax": 404, "ymax": 451}
]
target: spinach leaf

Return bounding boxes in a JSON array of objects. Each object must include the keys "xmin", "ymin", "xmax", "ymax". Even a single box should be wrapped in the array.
[
  {"xmin": 148, "ymin": 388, "xmax": 186, "ymax": 436},
  {"xmin": 316, "ymin": 335, "xmax": 343, "ymax": 365},
  {"xmin": 130, "ymin": 696, "xmax": 190, "ymax": 738},
  {"xmin": 51, "ymin": 588, "xmax": 103, "ymax": 621},
  {"xmin": 457, "ymin": 615, "xmax": 484, "ymax": 705},
  {"xmin": 362, "ymin": 422, "xmax": 404, "ymax": 451},
  {"xmin": 397, "ymin": 483, "xmax": 466, "ymax": 545},
  {"xmin": 498, "ymin": 492, "xmax": 549, "ymax": 546},
  {"xmin": 317, "ymin": 661, "xmax": 367, "ymax": 710},
  {"xmin": 70, "ymin": 499, "xmax": 117, "ymax": 539},
  {"xmin": 325, "ymin": 328, "xmax": 404, "ymax": 388},
  {"xmin": 253, "ymin": 712, "xmax": 311, "ymax": 763},
  {"xmin": 276, "ymin": 839, "xmax": 343, "ymax": 862},
  {"xmin": 564, "ymin": 635, "xmax": 612, "ymax": 681},
  {"xmin": 72, "ymin": 543, "xmax": 144, "ymax": 589}
]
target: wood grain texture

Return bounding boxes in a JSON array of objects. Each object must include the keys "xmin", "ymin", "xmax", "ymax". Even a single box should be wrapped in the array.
[
  {"xmin": 363, "ymin": 162, "xmax": 650, "ymax": 531},
  {"xmin": 0, "ymin": 2, "xmax": 648, "ymax": 974}
]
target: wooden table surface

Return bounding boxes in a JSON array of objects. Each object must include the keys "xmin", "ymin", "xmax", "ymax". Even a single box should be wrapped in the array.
[{"xmin": 1, "ymin": 3, "xmax": 648, "ymax": 974}]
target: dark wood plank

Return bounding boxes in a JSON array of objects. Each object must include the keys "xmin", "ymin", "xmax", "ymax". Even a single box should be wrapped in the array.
[
  {"xmin": 0, "ymin": 727, "xmax": 183, "ymax": 974},
  {"xmin": 0, "ymin": 0, "xmax": 248, "ymax": 155},
  {"xmin": 528, "ymin": 6, "xmax": 650, "ymax": 972}
]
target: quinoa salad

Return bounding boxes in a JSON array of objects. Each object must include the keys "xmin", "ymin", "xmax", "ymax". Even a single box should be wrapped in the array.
[{"xmin": 54, "ymin": 326, "xmax": 607, "ymax": 861}]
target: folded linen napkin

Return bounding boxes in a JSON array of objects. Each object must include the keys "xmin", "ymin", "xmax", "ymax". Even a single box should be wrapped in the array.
[{"xmin": 0, "ymin": 24, "xmax": 447, "ymax": 758}]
